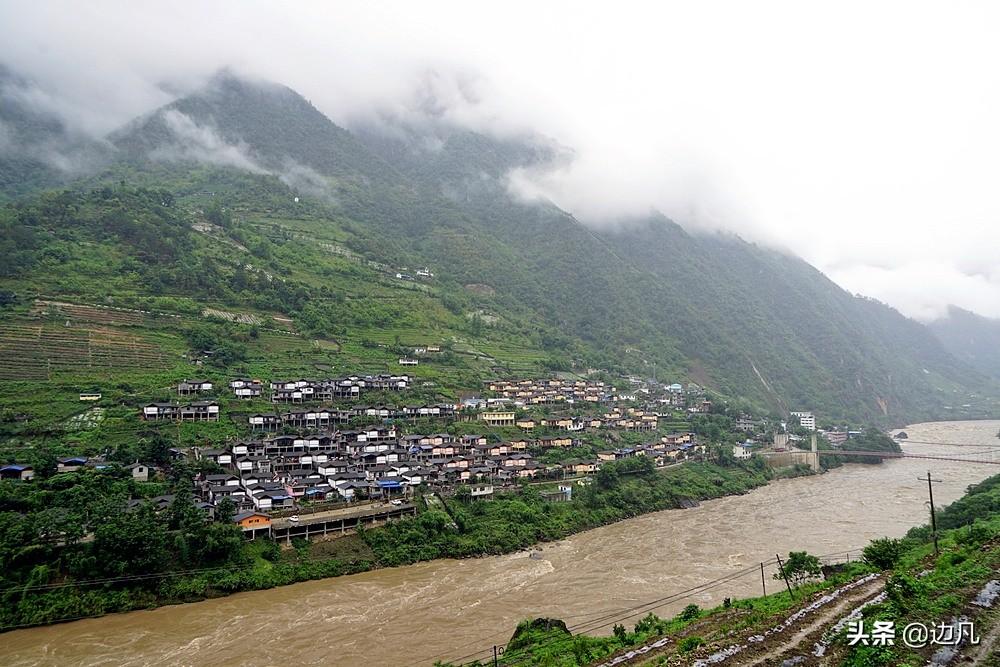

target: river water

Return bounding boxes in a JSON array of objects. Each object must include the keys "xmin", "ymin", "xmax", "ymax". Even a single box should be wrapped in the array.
[{"xmin": 4, "ymin": 420, "xmax": 999, "ymax": 667}]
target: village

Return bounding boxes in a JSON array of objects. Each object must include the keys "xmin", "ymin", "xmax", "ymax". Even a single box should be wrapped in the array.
[
  {"xmin": 0, "ymin": 368, "xmax": 860, "ymax": 545},
  {"xmin": 1, "ymin": 373, "xmax": 729, "ymax": 539},
  {"xmin": 175, "ymin": 375, "xmax": 716, "ymax": 539}
]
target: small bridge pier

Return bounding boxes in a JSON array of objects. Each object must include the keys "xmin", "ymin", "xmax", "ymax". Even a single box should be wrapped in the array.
[{"xmin": 761, "ymin": 434, "xmax": 820, "ymax": 472}]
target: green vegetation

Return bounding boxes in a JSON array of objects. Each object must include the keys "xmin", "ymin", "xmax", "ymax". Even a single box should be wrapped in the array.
[
  {"xmin": 2, "ymin": 68, "xmax": 997, "ymax": 424},
  {"xmin": 836, "ymin": 477, "xmax": 1000, "ymax": 666},
  {"xmin": 0, "ymin": 458, "xmax": 771, "ymax": 630},
  {"xmin": 1, "ymin": 67, "xmax": 998, "ymax": 645},
  {"xmin": 796, "ymin": 428, "xmax": 903, "ymax": 470},
  {"xmin": 366, "ymin": 459, "xmax": 772, "ymax": 567},
  {"xmin": 445, "ymin": 472, "xmax": 1000, "ymax": 667},
  {"xmin": 928, "ymin": 305, "xmax": 1000, "ymax": 381},
  {"xmin": 775, "ymin": 550, "xmax": 822, "ymax": 586}
]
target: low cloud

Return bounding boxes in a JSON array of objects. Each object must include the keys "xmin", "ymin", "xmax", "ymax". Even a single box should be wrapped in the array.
[
  {"xmin": 1, "ymin": 1, "xmax": 998, "ymax": 321},
  {"xmin": 0, "ymin": 75, "xmax": 108, "ymax": 174},
  {"xmin": 831, "ymin": 262, "xmax": 1000, "ymax": 322},
  {"xmin": 276, "ymin": 159, "xmax": 338, "ymax": 204},
  {"xmin": 149, "ymin": 111, "xmax": 338, "ymax": 203},
  {"xmin": 150, "ymin": 110, "xmax": 268, "ymax": 174}
]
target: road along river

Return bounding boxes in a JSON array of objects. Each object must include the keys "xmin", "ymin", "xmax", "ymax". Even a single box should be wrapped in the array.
[{"xmin": 3, "ymin": 420, "xmax": 999, "ymax": 666}]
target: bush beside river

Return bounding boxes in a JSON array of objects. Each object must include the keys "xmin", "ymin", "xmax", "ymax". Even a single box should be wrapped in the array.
[{"xmin": 1, "ymin": 458, "xmax": 776, "ymax": 630}]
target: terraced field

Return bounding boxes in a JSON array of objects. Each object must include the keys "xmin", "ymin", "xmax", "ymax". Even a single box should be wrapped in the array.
[
  {"xmin": 240, "ymin": 331, "xmax": 342, "ymax": 377},
  {"xmin": 32, "ymin": 300, "xmax": 151, "ymax": 326},
  {"xmin": 0, "ymin": 323, "xmax": 172, "ymax": 380},
  {"xmin": 475, "ymin": 342, "xmax": 549, "ymax": 373}
]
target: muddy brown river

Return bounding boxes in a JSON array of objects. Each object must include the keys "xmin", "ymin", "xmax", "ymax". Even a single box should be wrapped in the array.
[{"xmin": 4, "ymin": 420, "xmax": 999, "ymax": 666}]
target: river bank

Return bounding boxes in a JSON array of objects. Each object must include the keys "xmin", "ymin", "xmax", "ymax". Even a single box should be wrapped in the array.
[
  {"xmin": 0, "ymin": 457, "xmax": 782, "ymax": 632},
  {"xmin": 490, "ymin": 459, "xmax": 1000, "ymax": 667},
  {"xmin": 2, "ymin": 419, "xmax": 998, "ymax": 666}
]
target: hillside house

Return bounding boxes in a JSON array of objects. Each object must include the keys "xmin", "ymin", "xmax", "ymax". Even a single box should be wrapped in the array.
[
  {"xmin": 180, "ymin": 401, "xmax": 220, "ymax": 421},
  {"xmin": 57, "ymin": 456, "xmax": 88, "ymax": 473},
  {"xmin": 141, "ymin": 401, "xmax": 219, "ymax": 422},
  {"xmin": 508, "ymin": 438, "xmax": 530, "ymax": 451},
  {"xmin": 480, "ymin": 410, "xmax": 515, "ymax": 427},
  {"xmin": 178, "ymin": 379, "xmax": 214, "ymax": 395},
  {"xmin": 470, "ymin": 483, "xmax": 494, "ymax": 499},
  {"xmin": 825, "ymin": 430, "xmax": 848, "ymax": 445},
  {"xmin": 233, "ymin": 511, "xmax": 271, "ymax": 539},
  {"xmin": 248, "ymin": 413, "xmax": 281, "ymax": 430},
  {"xmin": 127, "ymin": 462, "xmax": 150, "ymax": 482},
  {"xmin": 0, "ymin": 464, "xmax": 34, "ymax": 481},
  {"xmin": 230, "ymin": 378, "xmax": 263, "ymax": 399}
]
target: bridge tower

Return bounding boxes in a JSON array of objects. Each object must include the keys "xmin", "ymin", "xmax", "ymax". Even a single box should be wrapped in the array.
[{"xmin": 810, "ymin": 434, "xmax": 820, "ymax": 472}]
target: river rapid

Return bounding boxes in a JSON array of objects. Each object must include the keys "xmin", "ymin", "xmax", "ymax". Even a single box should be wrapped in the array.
[{"xmin": 4, "ymin": 420, "xmax": 999, "ymax": 666}]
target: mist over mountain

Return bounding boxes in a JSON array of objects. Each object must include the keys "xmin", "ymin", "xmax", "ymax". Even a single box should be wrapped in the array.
[
  {"xmin": 348, "ymin": 107, "xmax": 994, "ymax": 419},
  {"xmin": 929, "ymin": 306, "xmax": 1000, "ymax": 381},
  {"xmin": 0, "ymin": 65, "xmax": 110, "ymax": 200},
  {"xmin": 1, "ymin": 67, "xmax": 997, "ymax": 422}
]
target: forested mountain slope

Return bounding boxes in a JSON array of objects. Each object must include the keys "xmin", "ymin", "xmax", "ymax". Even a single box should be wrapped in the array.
[
  {"xmin": 2, "ymin": 69, "xmax": 995, "ymax": 424},
  {"xmin": 352, "ymin": 118, "xmax": 997, "ymax": 421},
  {"xmin": 929, "ymin": 306, "xmax": 1000, "ymax": 380}
]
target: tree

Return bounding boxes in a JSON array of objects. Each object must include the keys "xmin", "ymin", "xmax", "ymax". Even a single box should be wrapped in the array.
[
  {"xmin": 774, "ymin": 551, "xmax": 822, "ymax": 586},
  {"xmin": 678, "ymin": 604, "xmax": 701, "ymax": 621},
  {"xmin": 453, "ymin": 485, "xmax": 472, "ymax": 504},
  {"xmin": 92, "ymin": 501, "xmax": 168, "ymax": 576},
  {"xmin": 862, "ymin": 537, "xmax": 903, "ymax": 570},
  {"xmin": 169, "ymin": 487, "xmax": 211, "ymax": 566},
  {"xmin": 29, "ymin": 448, "xmax": 58, "ymax": 479},
  {"xmin": 205, "ymin": 201, "xmax": 231, "ymax": 228},
  {"xmin": 215, "ymin": 497, "xmax": 236, "ymax": 525}
]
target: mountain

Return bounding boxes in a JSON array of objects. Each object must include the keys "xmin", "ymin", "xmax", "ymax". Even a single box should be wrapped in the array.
[
  {"xmin": 112, "ymin": 70, "xmax": 391, "ymax": 185},
  {"xmin": 1, "ymin": 69, "xmax": 996, "ymax": 424},
  {"xmin": 0, "ymin": 65, "xmax": 108, "ymax": 201},
  {"xmin": 929, "ymin": 306, "xmax": 1000, "ymax": 380},
  {"xmin": 351, "ymin": 118, "xmax": 998, "ymax": 421}
]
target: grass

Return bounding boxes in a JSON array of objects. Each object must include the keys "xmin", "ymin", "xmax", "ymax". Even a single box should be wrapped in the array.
[{"xmin": 469, "ymin": 476, "xmax": 1000, "ymax": 667}]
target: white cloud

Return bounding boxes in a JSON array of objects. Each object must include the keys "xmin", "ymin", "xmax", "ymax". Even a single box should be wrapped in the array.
[
  {"xmin": 1, "ymin": 0, "xmax": 998, "ymax": 320},
  {"xmin": 151, "ymin": 110, "xmax": 268, "ymax": 174}
]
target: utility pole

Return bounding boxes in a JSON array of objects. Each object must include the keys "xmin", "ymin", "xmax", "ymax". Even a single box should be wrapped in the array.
[
  {"xmin": 921, "ymin": 471, "xmax": 943, "ymax": 556},
  {"xmin": 760, "ymin": 562, "xmax": 767, "ymax": 597},
  {"xmin": 775, "ymin": 554, "xmax": 794, "ymax": 598}
]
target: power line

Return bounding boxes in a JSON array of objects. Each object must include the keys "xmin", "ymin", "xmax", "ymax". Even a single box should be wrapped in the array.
[
  {"xmin": 420, "ymin": 548, "xmax": 865, "ymax": 667},
  {"xmin": 410, "ymin": 563, "xmax": 774, "ymax": 667},
  {"xmin": 813, "ymin": 449, "xmax": 1000, "ymax": 464},
  {"xmin": 486, "ymin": 549, "xmax": 866, "ymax": 667},
  {"xmin": 900, "ymin": 439, "xmax": 1000, "ymax": 448}
]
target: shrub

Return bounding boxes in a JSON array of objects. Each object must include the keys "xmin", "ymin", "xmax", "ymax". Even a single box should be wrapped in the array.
[
  {"xmin": 679, "ymin": 636, "xmax": 704, "ymax": 653},
  {"xmin": 679, "ymin": 604, "xmax": 701, "ymax": 621},
  {"xmin": 862, "ymin": 537, "xmax": 903, "ymax": 570}
]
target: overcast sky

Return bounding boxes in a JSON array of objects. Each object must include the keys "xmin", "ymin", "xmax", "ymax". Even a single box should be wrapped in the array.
[{"xmin": 2, "ymin": 1, "xmax": 998, "ymax": 321}]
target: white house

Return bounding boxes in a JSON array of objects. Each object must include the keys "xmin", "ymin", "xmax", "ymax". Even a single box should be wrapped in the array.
[
  {"xmin": 791, "ymin": 411, "xmax": 816, "ymax": 431},
  {"xmin": 127, "ymin": 462, "xmax": 150, "ymax": 482},
  {"xmin": 732, "ymin": 444, "xmax": 753, "ymax": 460}
]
